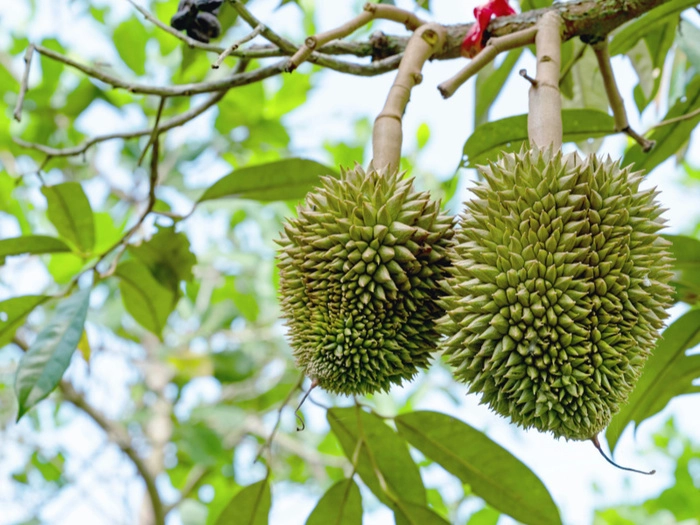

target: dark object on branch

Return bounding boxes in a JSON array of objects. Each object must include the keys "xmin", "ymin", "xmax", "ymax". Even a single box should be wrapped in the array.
[{"xmin": 170, "ymin": 0, "xmax": 222, "ymax": 43}]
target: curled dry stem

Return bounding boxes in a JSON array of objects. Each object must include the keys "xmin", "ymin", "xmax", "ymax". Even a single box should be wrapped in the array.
[
  {"xmin": 593, "ymin": 40, "xmax": 654, "ymax": 152},
  {"xmin": 438, "ymin": 27, "xmax": 537, "ymax": 99},
  {"xmin": 528, "ymin": 11, "xmax": 563, "ymax": 151},
  {"xmin": 590, "ymin": 435, "xmax": 655, "ymax": 476},
  {"xmin": 372, "ymin": 23, "xmax": 446, "ymax": 173},
  {"xmin": 286, "ymin": 2, "xmax": 426, "ymax": 72}
]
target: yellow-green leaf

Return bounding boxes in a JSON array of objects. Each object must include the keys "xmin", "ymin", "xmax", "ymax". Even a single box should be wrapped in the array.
[
  {"xmin": 215, "ymin": 479, "xmax": 271, "ymax": 525},
  {"xmin": 41, "ymin": 182, "xmax": 95, "ymax": 254},
  {"xmin": 198, "ymin": 158, "xmax": 338, "ymax": 203},
  {"xmin": 395, "ymin": 411, "xmax": 561, "ymax": 525},
  {"xmin": 306, "ymin": 479, "xmax": 362, "ymax": 525}
]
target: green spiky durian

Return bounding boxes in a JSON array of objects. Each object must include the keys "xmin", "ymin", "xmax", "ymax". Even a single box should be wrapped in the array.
[
  {"xmin": 277, "ymin": 165, "xmax": 454, "ymax": 395},
  {"xmin": 438, "ymin": 148, "xmax": 674, "ymax": 440}
]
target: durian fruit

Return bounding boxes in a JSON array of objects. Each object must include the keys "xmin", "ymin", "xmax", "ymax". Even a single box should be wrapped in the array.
[
  {"xmin": 277, "ymin": 165, "xmax": 454, "ymax": 395},
  {"xmin": 438, "ymin": 147, "xmax": 674, "ymax": 440}
]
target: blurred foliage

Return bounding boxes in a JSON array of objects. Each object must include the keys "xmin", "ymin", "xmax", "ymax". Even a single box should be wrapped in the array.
[{"xmin": 1, "ymin": 0, "xmax": 700, "ymax": 524}]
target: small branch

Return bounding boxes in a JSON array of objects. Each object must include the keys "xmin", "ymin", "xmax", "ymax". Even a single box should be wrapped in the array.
[
  {"xmin": 60, "ymin": 381, "xmax": 166, "ymax": 525},
  {"xmin": 136, "ymin": 97, "xmax": 166, "ymax": 166},
  {"xmin": 438, "ymin": 27, "xmax": 537, "ymax": 99},
  {"xmin": 372, "ymin": 23, "xmax": 446, "ymax": 173},
  {"xmin": 287, "ymin": 2, "xmax": 425, "ymax": 72},
  {"xmin": 99, "ymin": 137, "xmax": 161, "ymax": 279},
  {"xmin": 528, "ymin": 11, "xmax": 563, "ymax": 150},
  {"xmin": 212, "ymin": 25, "xmax": 263, "ymax": 69},
  {"xmin": 651, "ymin": 107, "xmax": 700, "ymax": 129},
  {"xmin": 232, "ymin": 0, "xmax": 297, "ymax": 54},
  {"xmin": 163, "ymin": 466, "xmax": 209, "ymax": 514},
  {"xmin": 31, "ymin": 44, "xmax": 288, "ymax": 96},
  {"xmin": 13, "ymin": 44, "xmax": 35, "ymax": 122},
  {"xmin": 13, "ymin": 336, "xmax": 164, "ymax": 525},
  {"xmin": 593, "ymin": 40, "xmax": 654, "ymax": 152},
  {"xmin": 14, "ymin": 90, "xmax": 226, "ymax": 158},
  {"xmin": 231, "ymin": 0, "xmax": 400, "ymax": 75},
  {"xmin": 127, "ymin": 0, "xmax": 224, "ymax": 53},
  {"xmin": 253, "ymin": 374, "xmax": 305, "ymax": 464}
]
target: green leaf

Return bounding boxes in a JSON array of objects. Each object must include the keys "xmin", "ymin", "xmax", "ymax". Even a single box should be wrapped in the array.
[
  {"xmin": 41, "ymin": 182, "xmax": 95, "ymax": 254},
  {"xmin": 0, "ymin": 296, "xmax": 49, "ymax": 347},
  {"xmin": 609, "ymin": 0, "xmax": 697, "ymax": 56},
  {"xmin": 327, "ymin": 407, "xmax": 425, "ymax": 508},
  {"xmin": 176, "ymin": 423, "xmax": 225, "ymax": 467},
  {"xmin": 606, "ymin": 309, "xmax": 700, "ymax": 452},
  {"xmin": 622, "ymin": 75, "xmax": 700, "ymax": 172},
  {"xmin": 215, "ymin": 479, "xmax": 271, "ymax": 525},
  {"xmin": 474, "ymin": 49, "xmax": 523, "ymax": 126},
  {"xmin": 461, "ymin": 110, "xmax": 615, "ymax": 168},
  {"xmin": 662, "ymin": 234, "xmax": 700, "ymax": 304},
  {"xmin": 394, "ymin": 501, "xmax": 450, "ymax": 525},
  {"xmin": 115, "ymin": 259, "xmax": 176, "ymax": 338},
  {"xmin": 395, "ymin": 411, "xmax": 561, "ymax": 525},
  {"xmin": 306, "ymin": 479, "xmax": 362, "ymax": 525},
  {"xmin": 198, "ymin": 159, "xmax": 339, "ymax": 203},
  {"xmin": 14, "ymin": 288, "xmax": 91, "ymax": 420},
  {"xmin": 113, "ymin": 17, "xmax": 148, "ymax": 75},
  {"xmin": 467, "ymin": 507, "xmax": 501, "ymax": 525},
  {"xmin": 211, "ymin": 350, "xmax": 255, "ymax": 383},
  {"xmin": 129, "ymin": 225, "xmax": 196, "ymax": 295},
  {"xmin": 0, "ymin": 236, "xmax": 71, "ymax": 262},
  {"xmin": 678, "ymin": 18, "xmax": 700, "ymax": 72}
]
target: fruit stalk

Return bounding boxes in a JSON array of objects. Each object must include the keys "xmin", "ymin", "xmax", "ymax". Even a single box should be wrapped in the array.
[
  {"xmin": 372, "ymin": 23, "xmax": 446, "ymax": 173},
  {"xmin": 527, "ymin": 11, "xmax": 562, "ymax": 150}
]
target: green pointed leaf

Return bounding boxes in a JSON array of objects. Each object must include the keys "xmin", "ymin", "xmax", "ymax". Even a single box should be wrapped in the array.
[
  {"xmin": 198, "ymin": 159, "xmax": 338, "ymax": 203},
  {"xmin": 607, "ymin": 309, "xmax": 700, "ymax": 452},
  {"xmin": 394, "ymin": 501, "xmax": 450, "ymax": 525},
  {"xmin": 461, "ymin": 110, "xmax": 615, "ymax": 168},
  {"xmin": 662, "ymin": 234, "xmax": 700, "ymax": 304},
  {"xmin": 113, "ymin": 17, "xmax": 148, "ymax": 75},
  {"xmin": 41, "ymin": 182, "xmax": 95, "ymax": 254},
  {"xmin": 0, "ymin": 236, "xmax": 71, "ymax": 262},
  {"xmin": 14, "ymin": 288, "xmax": 91, "ymax": 420},
  {"xmin": 622, "ymin": 75, "xmax": 700, "ymax": 172},
  {"xmin": 129, "ymin": 225, "xmax": 196, "ymax": 295},
  {"xmin": 609, "ymin": 0, "xmax": 697, "ymax": 56},
  {"xmin": 395, "ymin": 411, "xmax": 561, "ymax": 525},
  {"xmin": 306, "ymin": 479, "xmax": 362, "ymax": 525},
  {"xmin": 215, "ymin": 479, "xmax": 271, "ymax": 525},
  {"xmin": 0, "ymin": 295, "xmax": 50, "ymax": 347},
  {"xmin": 327, "ymin": 407, "xmax": 425, "ymax": 508},
  {"xmin": 115, "ymin": 259, "xmax": 176, "ymax": 338}
]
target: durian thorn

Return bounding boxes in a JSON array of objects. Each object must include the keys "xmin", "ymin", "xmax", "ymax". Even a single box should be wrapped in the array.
[
  {"xmin": 295, "ymin": 380, "xmax": 318, "ymax": 432},
  {"xmin": 590, "ymin": 435, "xmax": 655, "ymax": 476}
]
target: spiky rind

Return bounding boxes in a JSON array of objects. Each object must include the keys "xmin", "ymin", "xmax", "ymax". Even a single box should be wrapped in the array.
[
  {"xmin": 439, "ymin": 148, "xmax": 674, "ymax": 440},
  {"xmin": 278, "ymin": 165, "xmax": 454, "ymax": 395}
]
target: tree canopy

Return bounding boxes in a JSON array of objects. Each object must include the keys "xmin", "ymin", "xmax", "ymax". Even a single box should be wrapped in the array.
[{"xmin": 2, "ymin": 0, "xmax": 700, "ymax": 524}]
